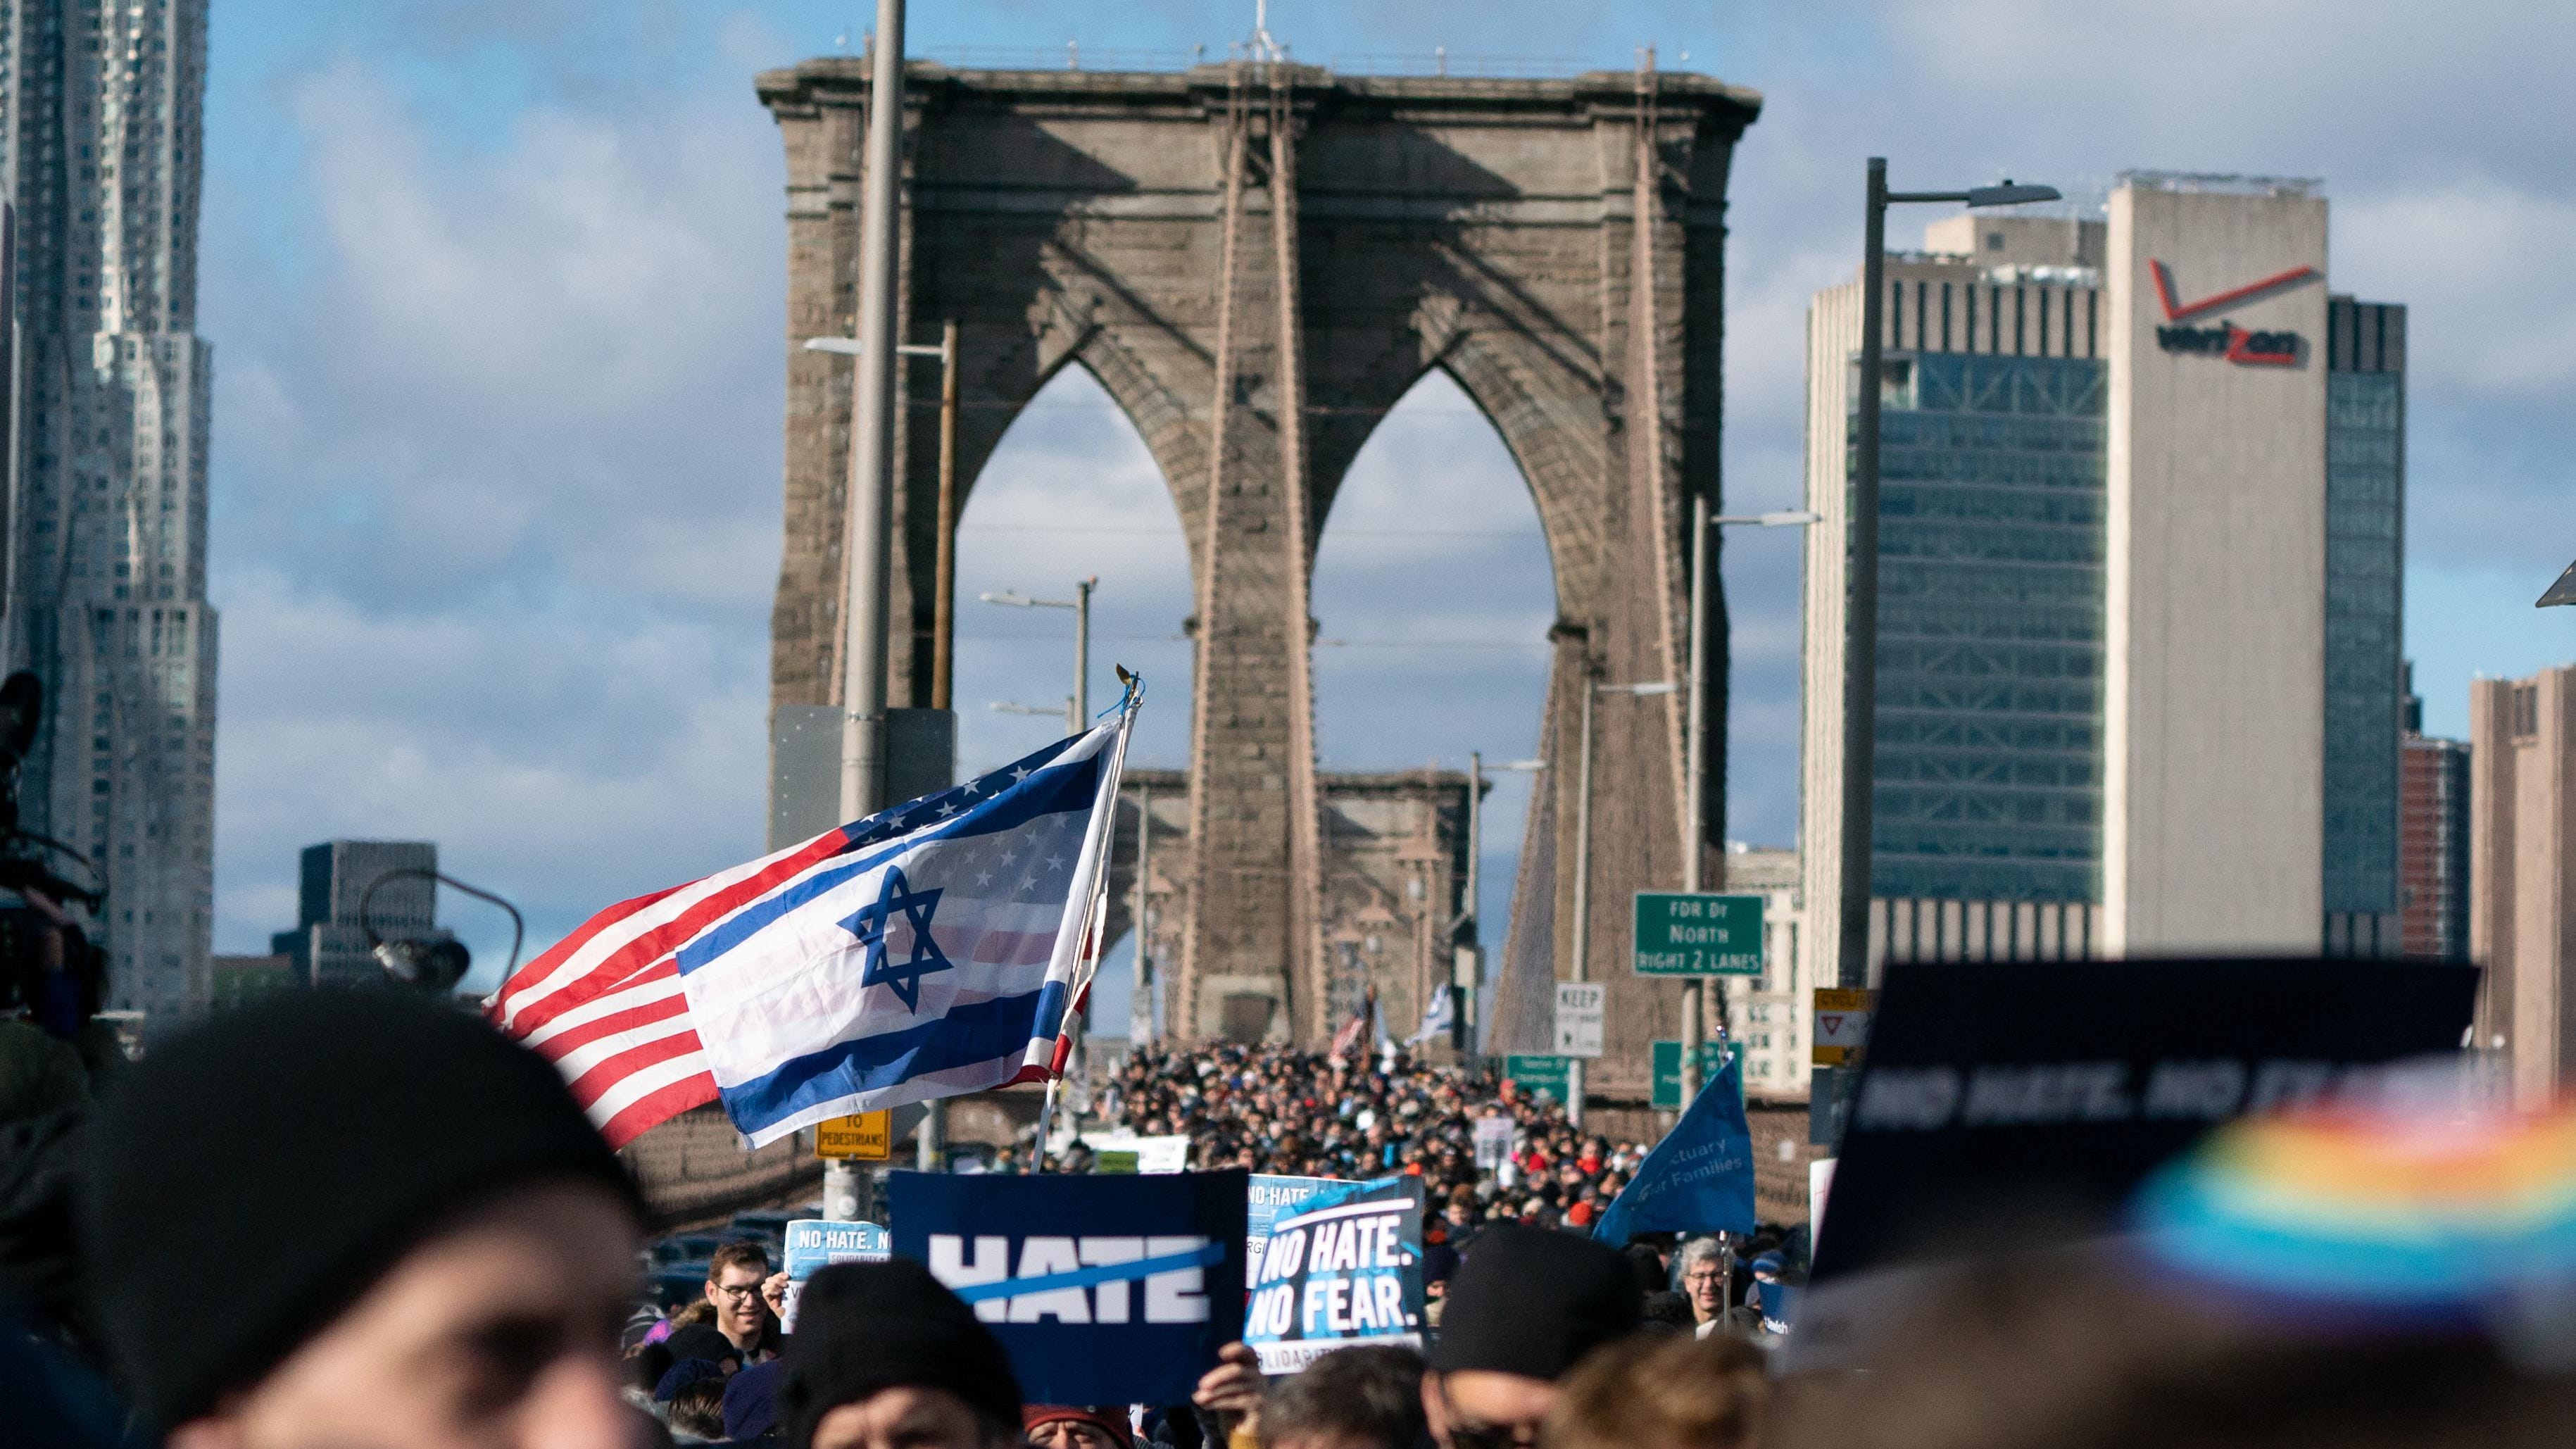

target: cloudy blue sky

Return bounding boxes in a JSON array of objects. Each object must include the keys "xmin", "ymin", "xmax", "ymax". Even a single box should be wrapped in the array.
[{"xmin": 198, "ymin": 1, "xmax": 2575, "ymax": 991}]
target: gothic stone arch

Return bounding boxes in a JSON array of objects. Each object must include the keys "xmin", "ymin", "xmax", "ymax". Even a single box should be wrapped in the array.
[{"xmin": 758, "ymin": 59, "xmax": 1760, "ymax": 1100}]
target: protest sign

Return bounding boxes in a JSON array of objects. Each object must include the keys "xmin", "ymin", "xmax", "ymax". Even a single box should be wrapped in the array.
[
  {"xmin": 1086, "ymin": 1132, "xmax": 1191, "ymax": 1174},
  {"xmin": 1471, "ymin": 1116, "xmax": 1515, "ymax": 1173},
  {"xmin": 1248, "ymin": 1174, "xmax": 1345, "ymax": 1281},
  {"xmin": 893, "ymin": 1168, "xmax": 1247, "ymax": 1407},
  {"xmin": 1243, "ymin": 1176, "xmax": 1426, "ymax": 1374},
  {"xmin": 1593, "ymin": 1050, "xmax": 1755, "ymax": 1245},
  {"xmin": 1809, "ymin": 957, "xmax": 2477, "ymax": 1285},
  {"xmin": 779, "ymin": 1219, "xmax": 888, "ymax": 1333}
]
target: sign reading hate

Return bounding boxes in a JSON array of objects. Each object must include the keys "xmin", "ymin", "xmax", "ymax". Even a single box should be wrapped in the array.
[{"xmin": 895, "ymin": 1169, "xmax": 1248, "ymax": 1407}]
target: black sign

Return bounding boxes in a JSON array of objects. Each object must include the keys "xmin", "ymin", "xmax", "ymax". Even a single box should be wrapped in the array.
[{"xmin": 1809, "ymin": 957, "xmax": 2476, "ymax": 1284}]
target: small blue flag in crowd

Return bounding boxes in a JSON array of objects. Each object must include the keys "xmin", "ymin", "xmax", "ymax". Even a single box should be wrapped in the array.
[
  {"xmin": 1592, "ymin": 1046, "xmax": 1757, "ymax": 1245},
  {"xmin": 491, "ymin": 683, "xmax": 1141, "ymax": 1147}
]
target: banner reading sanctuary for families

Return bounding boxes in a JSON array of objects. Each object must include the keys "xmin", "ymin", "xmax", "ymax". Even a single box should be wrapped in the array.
[
  {"xmin": 1243, "ymin": 1175, "xmax": 1426, "ymax": 1374},
  {"xmin": 893, "ymin": 1169, "xmax": 1247, "ymax": 1407}
]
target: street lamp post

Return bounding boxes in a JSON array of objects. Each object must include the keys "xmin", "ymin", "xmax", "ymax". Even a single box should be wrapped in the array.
[
  {"xmin": 824, "ymin": 0, "xmax": 909, "ymax": 1210},
  {"xmin": 1459, "ymin": 752, "xmax": 1544, "ymax": 1052},
  {"xmin": 1840, "ymin": 163, "xmax": 2060, "ymax": 995},
  {"xmin": 1571, "ymin": 678, "xmax": 1676, "ymax": 1127},
  {"xmin": 1679, "ymin": 501, "xmax": 1818, "ymax": 1105},
  {"xmin": 982, "ymin": 579, "xmax": 1097, "ymax": 735}
]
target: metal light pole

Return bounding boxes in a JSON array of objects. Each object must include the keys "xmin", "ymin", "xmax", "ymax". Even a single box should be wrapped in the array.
[
  {"xmin": 1679, "ymin": 504, "xmax": 1818, "ymax": 1105},
  {"xmin": 982, "ymin": 579, "xmax": 1097, "ymax": 734},
  {"xmin": 1459, "ymin": 753, "xmax": 1543, "ymax": 1053},
  {"xmin": 1131, "ymin": 782, "xmax": 1155, "ymax": 1043},
  {"xmin": 1839, "ymin": 163, "xmax": 2059, "ymax": 994},
  {"xmin": 829, "ymin": 0, "xmax": 907, "ymax": 1214},
  {"xmin": 1570, "ymin": 678, "xmax": 1675, "ymax": 1128}
]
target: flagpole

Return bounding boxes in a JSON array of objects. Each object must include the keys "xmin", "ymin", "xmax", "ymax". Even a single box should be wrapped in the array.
[{"xmin": 1035, "ymin": 672, "xmax": 1145, "ymax": 1172}]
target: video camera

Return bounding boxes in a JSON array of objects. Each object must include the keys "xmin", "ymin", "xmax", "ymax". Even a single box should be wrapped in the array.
[{"xmin": 0, "ymin": 670, "xmax": 111, "ymax": 1027}]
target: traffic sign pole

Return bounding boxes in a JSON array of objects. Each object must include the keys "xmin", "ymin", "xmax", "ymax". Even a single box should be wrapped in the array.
[{"xmin": 1682, "ymin": 492, "xmax": 1711, "ymax": 1107}]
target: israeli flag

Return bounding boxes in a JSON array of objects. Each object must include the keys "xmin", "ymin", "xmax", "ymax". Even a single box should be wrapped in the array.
[{"xmin": 678, "ymin": 693, "xmax": 1139, "ymax": 1146}]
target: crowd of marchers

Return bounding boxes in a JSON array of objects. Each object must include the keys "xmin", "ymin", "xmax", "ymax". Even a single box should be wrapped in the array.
[
  {"xmin": 6, "ymin": 991, "xmax": 2576, "ymax": 1449},
  {"xmin": 1096, "ymin": 1042, "xmax": 1650, "ymax": 1232}
]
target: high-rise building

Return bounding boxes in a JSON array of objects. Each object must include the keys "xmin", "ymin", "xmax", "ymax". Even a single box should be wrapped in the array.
[
  {"xmin": 270, "ymin": 840, "xmax": 451, "ymax": 990},
  {"xmin": 2468, "ymin": 667, "xmax": 2576, "ymax": 1106},
  {"xmin": 0, "ymin": 1, "xmax": 217, "ymax": 1025},
  {"xmin": 2397, "ymin": 667, "xmax": 2469, "ymax": 960},
  {"xmin": 1799, "ymin": 174, "xmax": 2406, "ymax": 977}
]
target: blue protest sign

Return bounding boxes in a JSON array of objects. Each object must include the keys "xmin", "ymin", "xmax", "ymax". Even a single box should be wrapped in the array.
[
  {"xmin": 780, "ymin": 1219, "xmax": 889, "ymax": 1333},
  {"xmin": 1592, "ymin": 1052, "xmax": 1757, "ymax": 1245},
  {"xmin": 1248, "ymin": 1174, "xmax": 1345, "ymax": 1280},
  {"xmin": 1243, "ymin": 1176, "xmax": 1426, "ymax": 1374},
  {"xmin": 891, "ymin": 1169, "xmax": 1247, "ymax": 1406}
]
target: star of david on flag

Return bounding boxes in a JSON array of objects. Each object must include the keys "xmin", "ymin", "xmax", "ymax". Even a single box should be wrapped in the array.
[
  {"xmin": 845, "ymin": 867, "xmax": 949, "ymax": 1012},
  {"xmin": 491, "ymin": 679, "xmax": 1144, "ymax": 1148}
]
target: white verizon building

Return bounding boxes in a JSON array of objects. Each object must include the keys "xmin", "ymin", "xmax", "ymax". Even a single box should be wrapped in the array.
[
  {"xmin": 1801, "ymin": 172, "xmax": 2405, "ymax": 979},
  {"xmin": 0, "ymin": 0, "xmax": 217, "ymax": 1023}
]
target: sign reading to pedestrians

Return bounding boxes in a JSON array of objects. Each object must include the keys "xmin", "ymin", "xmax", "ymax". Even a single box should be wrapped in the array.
[
  {"xmin": 1553, "ymin": 982, "xmax": 1606, "ymax": 1058},
  {"xmin": 1633, "ymin": 893, "xmax": 1765, "ymax": 976},
  {"xmin": 1504, "ymin": 1055, "xmax": 1573, "ymax": 1099},
  {"xmin": 1651, "ymin": 1039, "xmax": 1745, "ymax": 1110},
  {"xmin": 815, "ymin": 1110, "xmax": 894, "ymax": 1160},
  {"xmin": 1811, "ymin": 989, "xmax": 1876, "ymax": 1065}
]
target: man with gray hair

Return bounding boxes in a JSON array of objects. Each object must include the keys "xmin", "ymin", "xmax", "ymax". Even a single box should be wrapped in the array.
[{"xmin": 1676, "ymin": 1237, "xmax": 1733, "ymax": 1339}]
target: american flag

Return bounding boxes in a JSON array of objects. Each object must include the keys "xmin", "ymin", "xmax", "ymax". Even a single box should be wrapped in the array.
[{"xmin": 493, "ymin": 698, "xmax": 1137, "ymax": 1150}]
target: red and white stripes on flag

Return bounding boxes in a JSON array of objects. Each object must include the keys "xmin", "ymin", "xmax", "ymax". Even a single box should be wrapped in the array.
[{"xmin": 487, "ymin": 825, "xmax": 867, "ymax": 1148}]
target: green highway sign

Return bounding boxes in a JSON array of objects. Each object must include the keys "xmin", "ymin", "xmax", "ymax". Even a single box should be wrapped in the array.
[
  {"xmin": 1651, "ymin": 1039, "xmax": 1744, "ymax": 1110},
  {"xmin": 1633, "ymin": 892, "xmax": 1765, "ymax": 977},
  {"xmin": 1504, "ymin": 1054, "xmax": 1573, "ymax": 1100}
]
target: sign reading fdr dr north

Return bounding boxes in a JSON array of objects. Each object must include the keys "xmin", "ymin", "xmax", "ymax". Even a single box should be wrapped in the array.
[{"xmin": 1633, "ymin": 893, "xmax": 1764, "ymax": 977}]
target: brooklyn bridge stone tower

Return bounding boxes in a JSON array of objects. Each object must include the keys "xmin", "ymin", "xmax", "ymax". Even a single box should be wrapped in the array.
[{"xmin": 757, "ymin": 56, "xmax": 1760, "ymax": 1098}]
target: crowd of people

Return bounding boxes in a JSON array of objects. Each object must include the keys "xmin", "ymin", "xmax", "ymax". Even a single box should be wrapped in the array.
[
  {"xmin": 1098, "ymin": 1042, "xmax": 1652, "ymax": 1234},
  {"xmin": 4, "ymin": 989, "xmax": 2576, "ymax": 1448}
]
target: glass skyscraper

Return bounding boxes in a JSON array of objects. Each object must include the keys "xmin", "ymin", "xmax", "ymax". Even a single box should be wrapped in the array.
[
  {"xmin": 1871, "ymin": 351, "xmax": 2106, "ymax": 905},
  {"xmin": 1802, "ymin": 194, "xmax": 2407, "ymax": 974},
  {"xmin": 2320, "ymin": 298, "xmax": 2406, "ymax": 946}
]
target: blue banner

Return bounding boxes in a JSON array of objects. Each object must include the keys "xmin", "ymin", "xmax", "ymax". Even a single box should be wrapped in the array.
[
  {"xmin": 891, "ymin": 1169, "xmax": 1247, "ymax": 1406},
  {"xmin": 1593, "ymin": 1053, "xmax": 1757, "ymax": 1245},
  {"xmin": 1243, "ymin": 1176, "xmax": 1425, "ymax": 1374}
]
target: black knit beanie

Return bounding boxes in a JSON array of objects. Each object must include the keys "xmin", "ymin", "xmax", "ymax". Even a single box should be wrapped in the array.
[
  {"xmin": 1429, "ymin": 1225, "xmax": 1642, "ymax": 1380},
  {"xmin": 782, "ymin": 1259, "xmax": 1022, "ymax": 1449},
  {"xmin": 77, "ymin": 990, "xmax": 639, "ymax": 1431}
]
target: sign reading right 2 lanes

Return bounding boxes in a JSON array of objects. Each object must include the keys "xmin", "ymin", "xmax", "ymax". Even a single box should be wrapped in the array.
[{"xmin": 1632, "ymin": 892, "xmax": 1765, "ymax": 977}]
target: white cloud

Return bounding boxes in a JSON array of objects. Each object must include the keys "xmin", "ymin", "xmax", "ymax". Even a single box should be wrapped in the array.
[{"xmin": 203, "ymin": 31, "xmax": 790, "ymax": 962}]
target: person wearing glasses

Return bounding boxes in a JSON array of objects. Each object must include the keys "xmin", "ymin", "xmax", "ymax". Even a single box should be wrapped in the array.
[
  {"xmin": 1420, "ymin": 1227, "xmax": 1642, "ymax": 1449},
  {"xmin": 707, "ymin": 1241, "xmax": 783, "ymax": 1362},
  {"xmin": 1674, "ymin": 1237, "xmax": 1733, "ymax": 1339}
]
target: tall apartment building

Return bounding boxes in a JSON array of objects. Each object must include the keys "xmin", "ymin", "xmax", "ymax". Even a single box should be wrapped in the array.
[
  {"xmin": 270, "ymin": 839, "xmax": 450, "ymax": 991},
  {"xmin": 2468, "ymin": 667, "xmax": 2576, "ymax": 1106},
  {"xmin": 1799, "ymin": 175, "xmax": 2406, "ymax": 977},
  {"xmin": 2397, "ymin": 671, "xmax": 2470, "ymax": 959},
  {"xmin": 0, "ymin": 1, "xmax": 217, "ymax": 1024}
]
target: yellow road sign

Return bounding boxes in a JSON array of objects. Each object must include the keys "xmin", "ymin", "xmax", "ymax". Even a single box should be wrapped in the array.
[
  {"xmin": 1812, "ymin": 988, "xmax": 1876, "ymax": 1065},
  {"xmin": 815, "ymin": 1110, "xmax": 893, "ymax": 1160}
]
